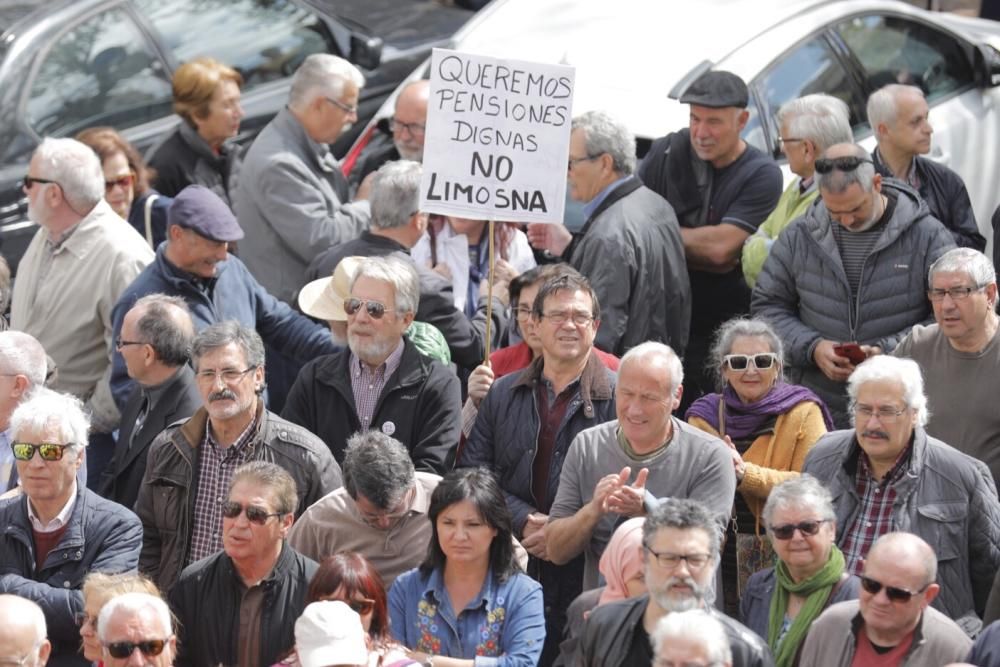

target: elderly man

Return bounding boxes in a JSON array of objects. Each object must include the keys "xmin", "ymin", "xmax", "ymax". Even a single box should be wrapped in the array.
[
  {"xmin": 97, "ymin": 593, "xmax": 176, "ymax": 667},
  {"xmin": 136, "ymin": 322, "xmax": 341, "ymax": 591},
  {"xmin": 0, "ymin": 331, "xmax": 48, "ymax": 491},
  {"xmin": 894, "ymin": 248, "xmax": 1000, "ymax": 485},
  {"xmin": 868, "ymin": 84, "xmax": 984, "ymax": 250},
  {"xmin": 283, "ymin": 255, "xmax": 461, "ymax": 473},
  {"xmin": 109, "ymin": 185, "xmax": 334, "ymax": 412},
  {"xmin": 638, "ymin": 71, "xmax": 782, "ymax": 409},
  {"xmin": 546, "ymin": 342, "xmax": 734, "ymax": 589},
  {"xmin": 802, "ymin": 355, "xmax": 1000, "ymax": 635},
  {"xmin": 236, "ymin": 54, "xmax": 371, "ymax": 305},
  {"xmin": 799, "ymin": 533, "xmax": 971, "ymax": 666},
  {"xmin": 100, "ymin": 295, "xmax": 200, "ymax": 509},
  {"xmin": 288, "ymin": 431, "xmax": 439, "ymax": 586},
  {"xmin": 170, "ymin": 462, "xmax": 317, "ymax": 667},
  {"xmin": 652, "ymin": 610, "xmax": 733, "ymax": 667},
  {"xmin": 349, "ymin": 80, "xmax": 430, "ymax": 188},
  {"xmin": 575, "ymin": 499, "xmax": 772, "ymax": 667},
  {"xmin": 0, "ymin": 389, "xmax": 142, "ymax": 667},
  {"xmin": 11, "ymin": 137, "xmax": 154, "ymax": 480},
  {"xmin": 741, "ymin": 94, "xmax": 853, "ymax": 287},
  {"xmin": 306, "ymin": 160, "xmax": 506, "ymax": 371},
  {"xmin": 527, "ymin": 111, "xmax": 689, "ymax": 357},
  {"xmin": 752, "ymin": 143, "xmax": 955, "ymax": 425},
  {"xmin": 0, "ymin": 595, "xmax": 50, "ymax": 667}
]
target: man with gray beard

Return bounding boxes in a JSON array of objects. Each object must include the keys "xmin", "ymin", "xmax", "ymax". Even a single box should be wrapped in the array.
[
  {"xmin": 282, "ymin": 255, "xmax": 461, "ymax": 473},
  {"xmin": 573, "ymin": 499, "xmax": 773, "ymax": 667}
]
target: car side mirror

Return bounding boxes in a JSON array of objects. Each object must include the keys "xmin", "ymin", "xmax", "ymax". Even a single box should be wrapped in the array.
[
  {"xmin": 974, "ymin": 43, "xmax": 1000, "ymax": 88},
  {"xmin": 350, "ymin": 34, "xmax": 383, "ymax": 71}
]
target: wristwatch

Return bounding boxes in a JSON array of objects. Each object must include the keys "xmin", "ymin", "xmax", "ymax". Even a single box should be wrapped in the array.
[{"xmin": 421, "ymin": 656, "xmax": 435, "ymax": 667}]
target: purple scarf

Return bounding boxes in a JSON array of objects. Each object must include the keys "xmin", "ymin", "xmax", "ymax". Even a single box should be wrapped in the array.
[{"xmin": 685, "ymin": 383, "xmax": 834, "ymax": 440}]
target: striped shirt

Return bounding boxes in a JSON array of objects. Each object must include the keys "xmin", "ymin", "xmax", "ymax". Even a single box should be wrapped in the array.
[
  {"xmin": 350, "ymin": 340, "xmax": 404, "ymax": 430},
  {"xmin": 830, "ymin": 193, "xmax": 897, "ymax": 296}
]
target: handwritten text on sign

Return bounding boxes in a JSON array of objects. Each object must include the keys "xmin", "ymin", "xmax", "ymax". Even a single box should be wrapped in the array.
[{"xmin": 419, "ymin": 49, "xmax": 575, "ymax": 224}]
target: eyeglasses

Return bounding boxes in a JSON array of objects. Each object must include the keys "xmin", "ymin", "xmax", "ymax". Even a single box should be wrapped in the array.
[
  {"xmin": 105, "ymin": 173, "xmax": 134, "ymax": 193},
  {"xmin": 389, "ymin": 117, "xmax": 425, "ymax": 137},
  {"xmin": 769, "ymin": 519, "xmax": 829, "ymax": 540},
  {"xmin": 927, "ymin": 285, "xmax": 985, "ymax": 301},
  {"xmin": 103, "ymin": 639, "xmax": 171, "ymax": 659},
  {"xmin": 813, "ymin": 156, "xmax": 873, "ymax": 174},
  {"xmin": 514, "ymin": 305, "xmax": 533, "ymax": 321},
  {"xmin": 777, "ymin": 136, "xmax": 804, "ymax": 145},
  {"xmin": 859, "ymin": 575, "xmax": 929, "ymax": 603},
  {"xmin": 220, "ymin": 500, "xmax": 283, "ymax": 525},
  {"xmin": 11, "ymin": 442, "xmax": 73, "ymax": 461},
  {"xmin": 344, "ymin": 297, "xmax": 396, "ymax": 319},
  {"xmin": 853, "ymin": 404, "xmax": 909, "ymax": 423},
  {"xmin": 74, "ymin": 611, "xmax": 96, "ymax": 628},
  {"xmin": 22, "ymin": 175, "xmax": 58, "ymax": 189},
  {"xmin": 567, "ymin": 154, "xmax": 600, "ymax": 170},
  {"xmin": 723, "ymin": 353, "xmax": 778, "ymax": 371},
  {"xmin": 541, "ymin": 310, "xmax": 594, "ymax": 326},
  {"xmin": 344, "ymin": 598, "xmax": 376, "ymax": 615},
  {"xmin": 325, "ymin": 96, "xmax": 358, "ymax": 115},
  {"xmin": 645, "ymin": 547, "xmax": 712, "ymax": 571},
  {"xmin": 195, "ymin": 367, "xmax": 257, "ymax": 385},
  {"xmin": 115, "ymin": 336, "xmax": 145, "ymax": 350}
]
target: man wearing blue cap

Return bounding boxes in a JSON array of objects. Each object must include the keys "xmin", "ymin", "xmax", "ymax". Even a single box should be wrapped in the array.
[{"xmin": 109, "ymin": 184, "xmax": 335, "ymax": 413}]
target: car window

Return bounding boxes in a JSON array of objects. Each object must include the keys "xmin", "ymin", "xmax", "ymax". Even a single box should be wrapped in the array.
[
  {"xmin": 133, "ymin": 0, "xmax": 333, "ymax": 90},
  {"xmin": 24, "ymin": 7, "xmax": 173, "ymax": 137},
  {"xmin": 834, "ymin": 14, "xmax": 975, "ymax": 103}
]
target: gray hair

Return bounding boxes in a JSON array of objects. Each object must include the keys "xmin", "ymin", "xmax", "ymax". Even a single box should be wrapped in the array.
[
  {"xmin": 867, "ymin": 532, "xmax": 938, "ymax": 587},
  {"xmin": 230, "ymin": 461, "xmax": 298, "ymax": 516},
  {"xmin": 816, "ymin": 143, "xmax": 875, "ymax": 194},
  {"xmin": 288, "ymin": 54, "xmax": 364, "ymax": 111},
  {"xmin": 777, "ymin": 94, "xmax": 852, "ymax": 154},
  {"xmin": 571, "ymin": 111, "xmax": 637, "ymax": 176},
  {"xmin": 33, "ymin": 137, "xmax": 105, "ymax": 211},
  {"xmin": 132, "ymin": 294, "xmax": 194, "ymax": 367},
  {"xmin": 848, "ymin": 356, "xmax": 929, "ymax": 427},
  {"xmin": 618, "ymin": 342, "xmax": 684, "ymax": 399},
  {"xmin": 10, "ymin": 387, "xmax": 89, "ymax": 456},
  {"xmin": 0, "ymin": 595, "xmax": 46, "ymax": 646},
  {"xmin": 867, "ymin": 84, "xmax": 924, "ymax": 135},
  {"xmin": 350, "ymin": 255, "xmax": 420, "ymax": 315},
  {"xmin": 643, "ymin": 498, "xmax": 721, "ymax": 559},
  {"xmin": 708, "ymin": 317, "xmax": 785, "ymax": 391},
  {"xmin": 0, "ymin": 331, "xmax": 47, "ymax": 386},
  {"xmin": 97, "ymin": 592, "xmax": 173, "ymax": 642},
  {"xmin": 762, "ymin": 474, "xmax": 836, "ymax": 528},
  {"xmin": 370, "ymin": 160, "xmax": 422, "ymax": 230},
  {"xmin": 342, "ymin": 431, "xmax": 415, "ymax": 509},
  {"xmin": 191, "ymin": 321, "xmax": 265, "ymax": 371},
  {"xmin": 928, "ymin": 247, "xmax": 996, "ymax": 289},
  {"xmin": 650, "ymin": 609, "xmax": 732, "ymax": 665}
]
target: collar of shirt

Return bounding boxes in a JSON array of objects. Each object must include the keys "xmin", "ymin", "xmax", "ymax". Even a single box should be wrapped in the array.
[
  {"xmin": 206, "ymin": 410, "xmax": 259, "ymax": 458},
  {"xmin": 875, "ymin": 147, "xmax": 919, "ymax": 188},
  {"xmin": 141, "ymin": 365, "xmax": 186, "ymax": 407},
  {"xmin": 350, "ymin": 338, "xmax": 405, "ymax": 379},
  {"xmin": 799, "ymin": 175, "xmax": 815, "ymax": 195},
  {"xmin": 423, "ymin": 565, "xmax": 495, "ymax": 611},
  {"xmin": 582, "ymin": 175, "xmax": 632, "ymax": 220},
  {"xmin": 27, "ymin": 480, "xmax": 77, "ymax": 532},
  {"xmin": 856, "ymin": 439, "xmax": 913, "ymax": 486}
]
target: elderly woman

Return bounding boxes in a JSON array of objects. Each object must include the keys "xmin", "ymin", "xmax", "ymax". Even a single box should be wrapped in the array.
[
  {"xmin": 76, "ymin": 127, "xmax": 172, "ymax": 248},
  {"xmin": 148, "ymin": 57, "xmax": 244, "ymax": 205},
  {"xmin": 389, "ymin": 468, "xmax": 544, "ymax": 666},
  {"xmin": 740, "ymin": 475, "xmax": 858, "ymax": 667},
  {"xmin": 78, "ymin": 572, "xmax": 161, "ymax": 665},
  {"xmin": 686, "ymin": 317, "xmax": 833, "ymax": 612}
]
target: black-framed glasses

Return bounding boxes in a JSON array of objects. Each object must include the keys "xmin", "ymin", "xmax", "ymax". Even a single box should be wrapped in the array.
[
  {"xmin": 513, "ymin": 305, "xmax": 533, "ymax": 321},
  {"xmin": 541, "ymin": 310, "xmax": 594, "ymax": 326},
  {"xmin": 567, "ymin": 154, "xmax": 600, "ymax": 170},
  {"xmin": 195, "ymin": 367, "xmax": 256, "ymax": 385},
  {"xmin": 723, "ymin": 353, "xmax": 778, "ymax": 371},
  {"xmin": 344, "ymin": 297, "xmax": 395, "ymax": 319},
  {"xmin": 769, "ymin": 519, "xmax": 829, "ymax": 540},
  {"xmin": 853, "ymin": 404, "xmax": 909, "ymax": 423},
  {"xmin": 645, "ymin": 546, "xmax": 712, "ymax": 571},
  {"xmin": 11, "ymin": 442, "xmax": 73, "ymax": 461},
  {"xmin": 859, "ymin": 575, "xmax": 929, "ymax": 603},
  {"xmin": 22, "ymin": 175, "xmax": 58, "ymax": 189},
  {"xmin": 103, "ymin": 638, "xmax": 171, "ymax": 659},
  {"xmin": 115, "ymin": 336, "xmax": 145, "ymax": 350},
  {"xmin": 927, "ymin": 285, "xmax": 985, "ymax": 301},
  {"xmin": 220, "ymin": 500, "xmax": 282, "ymax": 525},
  {"xmin": 389, "ymin": 117, "xmax": 425, "ymax": 137},
  {"xmin": 325, "ymin": 96, "xmax": 358, "ymax": 115},
  {"xmin": 814, "ymin": 156, "xmax": 873, "ymax": 174}
]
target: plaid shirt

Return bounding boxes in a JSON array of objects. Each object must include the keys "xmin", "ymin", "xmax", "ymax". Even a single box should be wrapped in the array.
[
  {"xmin": 350, "ymin": 340, "xmax": 404, "ymax": 431},
  {"xmin": 187, "ymin": 413, "xmax": 259, "ymax": 565},
  {"xmin": 842, "ymin": 443, "xmax": 912, "ymax": 575}
]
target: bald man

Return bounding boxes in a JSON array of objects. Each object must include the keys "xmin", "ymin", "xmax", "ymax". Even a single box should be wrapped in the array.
[
  {"xmin": 350, "ymin": 80, "xmax": 431, "ymax": 189},
  {"xmin": 0, "ymin": 595, "xmax": 51, "ymax": 666}
]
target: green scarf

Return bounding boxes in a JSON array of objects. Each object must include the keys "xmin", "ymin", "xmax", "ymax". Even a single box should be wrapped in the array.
[{"xmin": 767, "ymin": 545, "xmax": 845, "ymax": 667}]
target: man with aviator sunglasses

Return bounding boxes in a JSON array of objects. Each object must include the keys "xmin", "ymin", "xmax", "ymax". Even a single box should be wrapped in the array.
[
  {"xmin": 799, "ymin": 532, "xmax": 971, "ymax": 666},
  {"xmin": 97, "ymin": 593, "xmax": 175, "ymax": 667}
]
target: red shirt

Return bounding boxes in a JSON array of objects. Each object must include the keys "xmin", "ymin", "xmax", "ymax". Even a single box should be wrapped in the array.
[
  {"xmin": 851, "ymin": 627, "xmax": 915, "ymax": 667},
  {"xmin": 489, "ymin": 341, "xmax": 620, "ymax": 378}
]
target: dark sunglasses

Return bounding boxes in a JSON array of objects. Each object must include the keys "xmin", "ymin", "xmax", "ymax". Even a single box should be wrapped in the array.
[
  {"xmin": 344, "ymin": 598, "xmax": 376, "ymax": 615},
  {"xmin": 813, "ymin": 156, "xmax": 873, "ymax": 174},
  {"xmin": 11, "ymin": 442, "xmax": 72, "ymax": 461},
  {"xmin": 22, "ymin": 175, "xmax": 58, "ymax": 189},
  {"xmin": 723, "ymin": 353, "xmax": 778, "ymax": 371},
  {"xmin": 860, "ymin": 575, "xmax": 929, "ymax": 603},
  {"xmin": 769, "ymin": 519, "xmax": 829, "ymax": 540},
  {"xmin": 104, "ymin": 639, "xmax": 170, "ymax": 659},
  {"xmin": 220, "ymin": 500, "xmax": 282, "ymax": 525},
  {"xmin": 344, "ymin": 297, "xmax": 395, "ymax": 319},
  {"xmin": 105, "ymin": 173, "xmax": 134, "ymax": 193}
]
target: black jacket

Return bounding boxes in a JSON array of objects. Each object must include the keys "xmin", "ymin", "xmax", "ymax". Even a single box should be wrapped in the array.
[
  {"xmin": 169, "ymin": 542, "xmax": 317, "ymax": 667},
  {"xmin": 306, "ymin": 231, "xmax": 505, "ymax": 371},
  {"xmin": 281, "ymin": 337, "xmax": 462, "ymax": 473},
  {"xmin": 99, "ymin": 364, "xmax": 202, "ymax": 510},
  {"xmin": 148, "ymin": 122, "xmax": 241, "ymax": 206}
]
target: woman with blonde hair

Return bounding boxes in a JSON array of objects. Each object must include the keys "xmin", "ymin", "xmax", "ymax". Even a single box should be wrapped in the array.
[{"xmin": 78, "ymin": 572, "xmax": 162, "ymax": 665}]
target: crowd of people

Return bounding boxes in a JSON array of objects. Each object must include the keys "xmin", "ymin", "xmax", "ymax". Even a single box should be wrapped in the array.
[{"xmin": 1, "ymin": 43, "xmax": 1000, "ymax": 667}]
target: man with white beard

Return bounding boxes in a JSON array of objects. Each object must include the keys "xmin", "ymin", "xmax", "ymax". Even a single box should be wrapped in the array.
[
  {"xmin": 574, "ymin": 499, "xmax": 774, "ymax": 667},
  {"xmin": 282, "ymin": 255, "xmax": 461, "ymax": 473}
]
